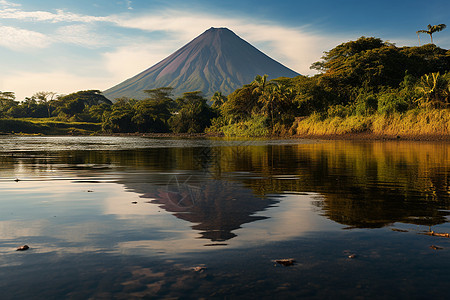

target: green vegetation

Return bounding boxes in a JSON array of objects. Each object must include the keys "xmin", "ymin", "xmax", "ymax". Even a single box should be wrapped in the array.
[
  {"xmin": 0, "ymin": 118, "xmax": 101, "ymax": 135},
  {"xmin": 2, "ymin": 31, "xmax": 450, "ymax": 137},
  {"xmin": 208, "ymin": 35, "xmax": 450, "ymax": 137}
]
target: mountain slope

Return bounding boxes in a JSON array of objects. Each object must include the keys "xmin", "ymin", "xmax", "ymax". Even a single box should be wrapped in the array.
[{"xmin": 103, "ymin": 27, "xmax": 300, "ymax": 100}]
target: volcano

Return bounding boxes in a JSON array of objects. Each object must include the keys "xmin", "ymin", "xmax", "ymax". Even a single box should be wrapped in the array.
[{"xmin": 103, "ymin": 27, "xmax": 300, "ymax": 100}]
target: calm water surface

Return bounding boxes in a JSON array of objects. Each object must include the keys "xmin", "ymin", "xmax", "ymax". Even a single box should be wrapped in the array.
[{"xmin": 0, "ymin": 136, "xmax": 449, "ymax": 299}]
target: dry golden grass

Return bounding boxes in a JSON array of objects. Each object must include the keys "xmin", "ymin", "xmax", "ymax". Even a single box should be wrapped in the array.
[{"xmin": 292, "ymin": 109, "xmax": 450, "ymax": 137}]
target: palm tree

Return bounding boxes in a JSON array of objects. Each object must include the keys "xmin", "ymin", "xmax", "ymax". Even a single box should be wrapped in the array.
[
  {"xmin": 211, "ymin": 91, "xmax": 227, "ymax": 109},
  {"xmin": 416, "ymin": 24, "xmax": 447, "ymax": 45},
  {"xmin": 258, "ymin": 83, "xmax": 294, "ymax": 129},
  {"xmin": 251, "ymin": 74, "xmax": 273, "ymax": 114},
  {"xmin": 416, "ymin": 72, "xmax": 449, "ymax": 108},
  {"xmin": 251, "ymin": 74, "xmax": 270, "ymax": 95}
]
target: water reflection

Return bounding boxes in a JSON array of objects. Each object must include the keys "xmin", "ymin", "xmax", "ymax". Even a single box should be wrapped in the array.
[
  {"xmin": 1, "ymin": 137, "xmax": 450, "ymax": 298},
  {"xmin": 117, "ymin": 140, "xmax": 450, "ymax": 230},
  {"xmin": 291, "ymin": 142, "xmax": 450, "ymax": 228},
  {"xmin": 140, "ymin": 178, "xmax": 278, "ymax": 242},
  {"xmin": 2, "ymin": 138, "xmax": 450, "ymax": 233}
]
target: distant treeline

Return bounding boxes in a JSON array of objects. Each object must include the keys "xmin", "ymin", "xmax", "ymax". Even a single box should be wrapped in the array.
[{"xmin": 1, "ymin": 37, "xmax": 450, "ymax": 136}]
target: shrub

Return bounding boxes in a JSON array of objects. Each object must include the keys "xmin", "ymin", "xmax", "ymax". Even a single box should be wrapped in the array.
[
  {"xmin": 221, "ymin": 115, "xmax": 269, "ymax": 137},
  {"xmin": 377, "ymin": 93, "xmax": 409, "ymax": 114}
]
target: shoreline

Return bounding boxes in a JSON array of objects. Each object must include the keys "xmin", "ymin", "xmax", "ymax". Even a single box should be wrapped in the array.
[
  {"xmin": 103, "ymin": 132, "xmax": 450, "ymax": 142},
  {"xmin": 4, "ymin": 131, "xmax": 450, "ymax": 142},
  {"xmin": 291, "ymin": 132, "xmax": 450, "ymax": 142}
]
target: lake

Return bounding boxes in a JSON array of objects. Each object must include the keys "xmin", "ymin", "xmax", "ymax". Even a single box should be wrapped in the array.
[{"xmin": 0, "ymin": 136, "xmax": 449, "ymax": 299}]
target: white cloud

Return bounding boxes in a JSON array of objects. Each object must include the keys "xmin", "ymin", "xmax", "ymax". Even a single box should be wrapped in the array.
[
  {"xmin": 0, "ymin": 0, "xmax": 20, "ymax": 8},
  {"xmin": 103, "ymin": 42, "xmax": 180, "ymax": 82},
  {"xmin": 0, "ymin": 7, "xmax": 109, "ymax": 23},
  {"xmin": 126, "ymin": 0, "xmax": 133, "ymax": 10},
  {"xmin": 55, "ymin": 24, "xmax": 104, "ymax": 48},
  {"xmin": 234, "ymin": 24, "xmax": 337, "ymax": 75},
  {"xmin": 0, "ymin": 25, "xmax": 51, "ymax": 50}
]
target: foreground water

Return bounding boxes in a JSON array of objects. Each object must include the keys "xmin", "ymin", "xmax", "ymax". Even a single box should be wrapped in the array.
[{"xmin": 0, "ymin": 136, "xmax": 449, "ymax": 299}]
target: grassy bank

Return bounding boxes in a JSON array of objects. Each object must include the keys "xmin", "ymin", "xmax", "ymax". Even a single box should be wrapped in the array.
[
  {"xmin": 291, "ymin": 109, "xmax": 450, "ymax": 138},
  {"xmin": 0, "ymin": 118, "xmax": 102, "ymax": 135}
]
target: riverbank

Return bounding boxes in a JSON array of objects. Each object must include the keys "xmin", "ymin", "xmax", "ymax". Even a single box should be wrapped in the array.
[
  {"xmin": 291, "ymin": 132, "xmax": 450, "ymax": 141},
  {"xmin": 3, "ymin": 108, "xmax": 450, "ymax": 142},
  {"xmin": 119, "ymin": 131, "xmax": 450, "ymax": 142},
  {"xmin": 290, "ymin": 110, "xmax": 450, "ymax": 141},
  {"xmin": 4, "ymin": 130, "xmax": 450, "ymax": 142}
]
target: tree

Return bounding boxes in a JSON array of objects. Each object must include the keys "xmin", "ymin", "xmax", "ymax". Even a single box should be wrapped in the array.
[
  {"xmin": 132, "ymin": 99, "xmax": 173, "ymax": 132},
  {"xmin": 258, "ymin": 83, "xmax": 296, "ymax": 128},
  {"xmin": 143, "ymin": 87, "xmax": 174, "ymax": 102},
  {"xmin": 168, "ymin": 91, "xmax": 215, "ymax": 133},
  {"xmin": 102, "ymin": 98, "xmax": 137, "ymax": 132},
  {"xmin": 211, "ymin": 91, "xmax": 227, "ymax": 109},
  {"xmin": 57, "ymin": 90, "xmax": 112, "ymax": 106},
  {"xmin": 53, "ymin": 90, "xmax": 112, "ymax": 121},
  {"xmin": 417, "ymin": 24, "xmax": 447, "ymax": 45},
  {"xmin": 252, "ymin": 74, "xmax": 271, "ymax": 96},
  {"xmin": 221, "ymin": 84, "xmax": 259, "ymax": 122},
  {"xmin": 0, "ymin": 91, "xmax": 17, "ymax": 117},
  {"xmin": 32, "ymin": 91, "xmax": 57, "ymax": 118},
  {"xmin": 0, "ymin": 91, "xmax": 15, "ymax": 106},
  {"xmin": 416, "ymin": 72, "xmax": 449, "ymax": 108},
  {"xmin": 251, "ymin": 74, "xmax": 275, "ymax": 115}
]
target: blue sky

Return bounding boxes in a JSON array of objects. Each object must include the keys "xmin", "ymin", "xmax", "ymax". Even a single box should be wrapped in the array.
[{"xmin": 1, "ymin": 0, "xmax": 449, "ymax": 100}]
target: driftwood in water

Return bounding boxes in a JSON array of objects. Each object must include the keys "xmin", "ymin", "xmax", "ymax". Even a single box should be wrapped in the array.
[
  {"xmin": 425, "ymin": 231, "xmax": 450, "ymax": 238},
  {"xmin": 16, "ymin": 245, "xmax": 29, "ymax": 251},
  {"xmin": 274, "ymin": 259, "xmax": 296, "ymax": 266},
  {"xmin": 430, "ymin": 245, "xmax": 443, "ymax": 250}
]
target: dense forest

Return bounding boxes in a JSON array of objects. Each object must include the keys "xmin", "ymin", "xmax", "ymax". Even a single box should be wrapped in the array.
[{"xmin": 1, "ymin": 36, "xmax": 450, "ymax": 136}]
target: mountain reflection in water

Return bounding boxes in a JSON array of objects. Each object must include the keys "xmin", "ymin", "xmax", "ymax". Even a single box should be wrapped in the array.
[{"xmin": 139, "ymin": 179, "xmax": 278, "ymax": 242}]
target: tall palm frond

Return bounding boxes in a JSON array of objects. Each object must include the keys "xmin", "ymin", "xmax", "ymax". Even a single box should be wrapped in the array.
[{"xmin": 416, "ymin": 24, "xmax": 447, "ymax": 44}]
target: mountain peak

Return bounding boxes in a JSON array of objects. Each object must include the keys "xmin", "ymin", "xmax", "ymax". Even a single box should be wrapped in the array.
[
  {"xmin": 205, "ymin": 27, "xmax": 232, "ymax": 33},
  {"xmin": 103, "ymin": 28, "xmax": 300, "ymax": 100}
]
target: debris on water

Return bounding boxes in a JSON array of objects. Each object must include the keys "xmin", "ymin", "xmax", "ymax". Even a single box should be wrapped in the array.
[
  {"xmin": 131, "ymin": 201, "xmax": 138, "ymax": 204},
  {"xmin": 391, "ymin": 228, "xmax": 408, "ymax": 232},
  {"xmin": 204, "ymin": 243, "xmax": 228, "ymax": 247},
  {"xmin": 430, "ymin": 245, "xmax": 443, "ymax": 250},
  {"xmin": 192, "ymin": 266, "xmax": 207, "ymax": 273},
  {"xmin": 343, "ymin": 250, "xmax": 358, "ymax": 259},
  {"xmin": 87, "ymin": 190, "xmax": 93, "ymax": 193},
  {"xmin": 14, "ymin": 178, "xmax": 20, "ymax": 182},
  {"xmin": 16, "ymin": 245, "xmax": 29, "ymax": 251},
  {"xmin": 424, "ymin": 231, "xmax": 450, "ymax": 238},
  {"xmin": 274, "ymin": 259, "xmax": 295, "ymax": 266}
]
